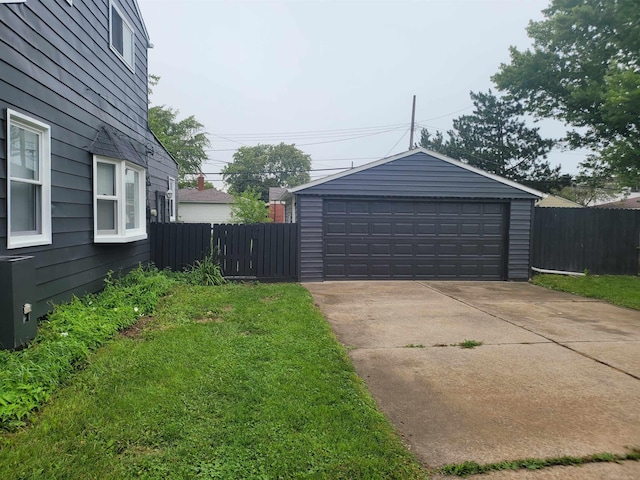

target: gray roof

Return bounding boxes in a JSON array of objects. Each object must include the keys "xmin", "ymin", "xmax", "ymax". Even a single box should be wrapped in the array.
[
  {"xmin": 90, "ymin": 126, "xmax": 146, "ymax": 166},
  {"xmin": 178, "ymin": 188, "xmax": 234, "ymax": 204},
  {"xmin": 269, "ymin": 187, "xmax": 288, "ymax": 201},
  {"xmin": 287, "ymin": 148, "xmax": 545, "ymax": 199},
  {"xmin": 595, "ymin": 196, "xmax": 640, "ymax": 209}
]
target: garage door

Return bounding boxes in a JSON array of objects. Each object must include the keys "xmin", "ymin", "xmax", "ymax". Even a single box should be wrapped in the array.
[{"xmin": 323, "ymin": 199, "xmax": 507, "ymax": 280}]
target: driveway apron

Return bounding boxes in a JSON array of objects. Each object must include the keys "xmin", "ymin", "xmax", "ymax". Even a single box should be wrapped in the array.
[{"xmin": 305, "ymin": 281, "xmax": 640, "ymax": 476}]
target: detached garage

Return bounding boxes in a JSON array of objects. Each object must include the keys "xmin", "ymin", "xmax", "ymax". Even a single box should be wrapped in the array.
[{"xmin": 283, "ymin": 148, "xmax": 543, "ymax": 282}]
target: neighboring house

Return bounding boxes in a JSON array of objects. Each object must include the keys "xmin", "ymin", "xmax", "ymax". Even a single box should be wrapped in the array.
[
  {"xmin": 269, "ymin": 187, "xmax": 286, "ymax": 223},
  {"xmin": 594, "ymin": 196, "xmax": 640, "ymax": 209},
  {"xmin": 536, "ymin": 195, "xmax": 583, "ymax": 208},
  {"xmin": 283, "ymin": 148, "xmax": 543, "ymax": 282},
  {"xmin": 0, "ymin": 0, "xmax": 178, "ymax": 319},
  {"xmin": 178, "ymin": 175, "xmax": 234, "ymax": 224}
]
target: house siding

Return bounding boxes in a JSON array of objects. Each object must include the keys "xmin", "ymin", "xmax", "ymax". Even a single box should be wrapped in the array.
[
  {"xmin": 0, "ymin": 0, "xmax": 177, "ymax": 318},
  {"xmin": 507, "ymin": 199, "xmax": 534, "ymax": 280},
  {"xmin": 178, "ymin": 203, "xmax": 233, "ymax": 224},
  {"xmin": 297, "ymin": 196, "xmax": 323, "ymax": 282},
  {"xmin": 299, "ymin": 152, "xmax": 538, "ymax": 200}
]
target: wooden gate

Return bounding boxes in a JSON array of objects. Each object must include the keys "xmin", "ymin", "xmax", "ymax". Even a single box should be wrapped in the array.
[{"xmin": 150, "ymin": 223, "xmax": 298, "ymax": 282}]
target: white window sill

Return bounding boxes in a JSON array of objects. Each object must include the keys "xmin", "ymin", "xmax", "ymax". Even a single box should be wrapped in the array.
[
  {"xmin": 7, "ymin": 235, "xmax": 52, "ymax": 250},
  {"xmin": 94, "ymin": 232, "xmax": 147, "ymax": 244}
]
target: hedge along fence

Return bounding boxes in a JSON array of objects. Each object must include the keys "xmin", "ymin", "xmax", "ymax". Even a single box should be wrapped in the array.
[{"xmin": 0, "ymin": 266, "xmax": 175, "ymax": 430}]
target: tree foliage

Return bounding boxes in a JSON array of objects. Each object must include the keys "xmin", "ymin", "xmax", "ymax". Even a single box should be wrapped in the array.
[
  {"xmin": 492, "ymin": 0, "xmax": 640, "ymax": 185},
  {"xmin": 178, "ymin": 177, "xmax": 214, "ymax": 190},
  {"xmin": 230, "ymin": 188, "xmax": 271, "ymax": 224},
  {"xmin": 222, "ymin": 143, "xmax": 311, "ymax": 202},
  {"xmin": 148, "ymin": 76, "xmax": 211, "ymax": 182},
  {"xmin": 420, "ymin": 90, "xmax": 562, "ymax": 191}
]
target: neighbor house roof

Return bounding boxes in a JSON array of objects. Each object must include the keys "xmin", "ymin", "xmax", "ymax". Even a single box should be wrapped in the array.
[
  {"xmin": 286, "ymin": 148, "xmax": 545, "ymax": 198},
  {"xmin": 594, "ymin": 196, "xmax": 640, "ymax": 209},
  {"xmin": 536, "ymin": 195, "xmax": 583, "ymax": 208},
  {"xmin": 269, "ymin": 187, "xmax": 288, "ymax": 202},
  {"xmin": 178, "ymin": 188, "xmax": 234, "ymax": 204}
]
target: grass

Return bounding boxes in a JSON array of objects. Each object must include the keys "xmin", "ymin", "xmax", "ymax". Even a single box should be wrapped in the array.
[
  {"xmin": 438, "ymin": 449, "xmax": 640, "ymax": 477},
  {"xmin": 0, "ymin": 282, "xmax": 427, "ymax": 479},
  {"xmin": 0, "ymin": 266, "xmax": 174, "ymax": 430},
  {"xmin": 531, "ymin": 274, "xmax": 640, "ymax": 310}
]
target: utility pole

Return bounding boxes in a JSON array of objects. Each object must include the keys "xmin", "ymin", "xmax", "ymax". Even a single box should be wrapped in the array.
[{"xmin": 409, "ymin": 95, "xmax": 416, "ymax": 149}]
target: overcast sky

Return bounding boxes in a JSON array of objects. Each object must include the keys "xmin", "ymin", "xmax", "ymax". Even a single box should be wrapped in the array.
[{"xmin": 138, "ymin": 0, "xmax": 589, "ymax": 189}]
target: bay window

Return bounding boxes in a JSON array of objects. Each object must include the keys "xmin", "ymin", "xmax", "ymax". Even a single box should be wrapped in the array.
[{"xmin": 94, "ymin": 156, "xmax": 146, "ymax": 242}]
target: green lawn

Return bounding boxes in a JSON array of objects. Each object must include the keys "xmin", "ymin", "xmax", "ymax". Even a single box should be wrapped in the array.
[
  {"xmin": 0, "ymin": 282, "xmax": 427, "ymax": 479},
  {"xmin": 531, "ymin": 274, "xmax": 640, "ymax": 310}
]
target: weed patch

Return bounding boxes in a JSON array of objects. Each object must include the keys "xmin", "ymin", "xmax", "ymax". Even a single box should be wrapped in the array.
[
  {"xmin": 0, "ymin": 266, "xmax": 174, "ymax": 430},
  {"xmin": 438, "ymin": 449, "xmax": 640, "ymax": 476},
  {"xmin": 458, "ymin": 339, "xmax": 483, "ymax": 349}
]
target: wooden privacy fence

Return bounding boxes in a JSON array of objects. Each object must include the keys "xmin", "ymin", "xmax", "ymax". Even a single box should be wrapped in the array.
[
  {"xmin": 150, "ymin": 222, "xmax": 299, "ymax": 282},
  {"xmin": 532, "ymin": 207, "xmax": 640, "ymax": 275}
]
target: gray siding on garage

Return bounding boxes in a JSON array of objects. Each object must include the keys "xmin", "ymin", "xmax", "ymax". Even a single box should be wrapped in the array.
[
  {"xmin": 0, "ymin": 1, "xmax": 177, "ymax": 317},
  {"xmin": 297, "ymin": 196, "xmax": 323, "ymax": 282},
  {"xmin": 299, "ymin": 151, "xmax": 538, "ymax": 200},
  {"xmin": 507, "ymin": 200, "xmax": 535, "ymax": 280}
]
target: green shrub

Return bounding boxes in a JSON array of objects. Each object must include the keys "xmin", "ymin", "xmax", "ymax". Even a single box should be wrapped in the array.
[
  {"xmin": 0, "ymin": 265, "xmax": 174, "ymax": 430},
  {"xmin": 183, "ymin": 252, "xmax": 226, "ymax": 286}
]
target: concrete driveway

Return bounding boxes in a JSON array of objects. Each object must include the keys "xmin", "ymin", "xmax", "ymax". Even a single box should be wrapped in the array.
[{"xmin": 305, "ymin": 281, "xmax": 640, "ymax": 478}]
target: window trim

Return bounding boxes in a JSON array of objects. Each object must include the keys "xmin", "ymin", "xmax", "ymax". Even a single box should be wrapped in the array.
[
  {"xmin": 93, "ymin": 155, "xmax": 147, "ymax": 243},
  {"xmin": 109, "ymin": 0, "xmax": 135, "ymax": 73},
  {"xmin": 168, "ymin": 176, "xmax": 176, "ymax": 222},
  {"xmin": 6, "ymin": 109, "xmax": 52, "ymax": 249}
]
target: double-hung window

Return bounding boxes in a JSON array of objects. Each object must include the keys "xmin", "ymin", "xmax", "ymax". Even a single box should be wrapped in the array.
[
  {"xmin": 6, "ymin": 109, "xmax": 52, "ymax": 249},
  {"xmin": 109, "ymin": 1, "xmax": 134, "ymax": 72},
  {"xmin": 94, "ymin": 156, "xmax": 146, "ymax": 243}
]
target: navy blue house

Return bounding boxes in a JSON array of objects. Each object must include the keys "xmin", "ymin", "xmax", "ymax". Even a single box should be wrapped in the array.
[{"xmin": 0, "ymin": 0, "xmax": 178, "ymax": 318}]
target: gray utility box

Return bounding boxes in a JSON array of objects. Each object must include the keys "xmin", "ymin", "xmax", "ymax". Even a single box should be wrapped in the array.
[{"xmin": 0, "ymin": 256, "xmax": 37, "ymax": 350}]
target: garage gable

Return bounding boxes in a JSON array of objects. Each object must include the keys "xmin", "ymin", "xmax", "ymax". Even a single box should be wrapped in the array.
[{"xmin": 290, "ymin": 148, "xmax": 542, "ymax": 199}]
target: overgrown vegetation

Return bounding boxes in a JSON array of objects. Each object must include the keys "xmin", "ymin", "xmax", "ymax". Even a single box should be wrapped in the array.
[
  {"xmin": 0, "ymin": 266, "xmax": 174, "ymax": 430},
  {"xmin": 438, "ymin": 449, "xmax": 640, "ymax": 477},
  {"xmin": 182, "ymin": 251, "xmax": 226, "ymax": 286},
  {"xmin": 0, "ymin": 282, "xmax": 427, "ymax": 479},
  {"xmin": 531, "ymin": 274, "xmax": 640, "ymax": 310}
]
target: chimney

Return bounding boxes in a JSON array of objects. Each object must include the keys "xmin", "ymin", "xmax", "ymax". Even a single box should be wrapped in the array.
[{"xmin": 197, "ymin": 173, "xmax": 205, "ymax": 191}]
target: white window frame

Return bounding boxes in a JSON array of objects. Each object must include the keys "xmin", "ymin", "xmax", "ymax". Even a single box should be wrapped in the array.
[
  {"xmin": 167, "ymin": 176, "xmax": 176, "ymax": 222},
  {"xmin": 6, "ymin": 109, "xmax": 52, "ymax": 249},
  {"xmin": 93, "ymin": 155, "xmax": 147, "ymax": 243},
  {"xmin": 109, "ymin": 0, "xmax": 135, "ymax": 72}
]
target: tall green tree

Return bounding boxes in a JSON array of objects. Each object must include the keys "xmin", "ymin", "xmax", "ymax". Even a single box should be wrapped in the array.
[
  {"xmin": 420, "ymin": 90, "xmax": 561, "ymax": 191},
  {"xmin": 492, "ymin": 0, "xmax": 640, "ymax": 185},
  {"xmin": 222, "ymin": 143, "xmax": 311, "ymax": 202},
  {"xmin": 148, "ymin": 76, "xmax": 211, "ymax": 182}
]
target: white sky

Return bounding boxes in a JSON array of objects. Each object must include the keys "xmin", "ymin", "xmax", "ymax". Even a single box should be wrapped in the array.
[{"xmin": 138, "ymin": 0, "xmax": 590, "ymax": 190}]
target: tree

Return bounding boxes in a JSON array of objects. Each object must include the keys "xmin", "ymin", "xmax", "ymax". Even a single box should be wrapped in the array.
[
  {"xmin": 179, "ymin": 177, "xmax": 214, "ymax": 190},
  {"xmin": 420, "ymin": 90, "xmax": 561, "ymax": 190},
  {"xmin": 492, "ymin": 0, "xmax": 640, "ymax": 185},
  {"xmin": 230, "ymin": 188, "xmax": 271, "ymax": 224},
  {"xmin": 148, "ymin": 76, "xmax": 211, "ymax": 182},
  {"xmin": 222, "ymin": 143, "xmax": 311, "ymax": 202}
]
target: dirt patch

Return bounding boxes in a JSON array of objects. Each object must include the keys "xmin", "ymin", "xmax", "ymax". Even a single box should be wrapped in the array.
[{"xmin": 119, "ymin": 316, "xmax": 156, "ymax": 339}]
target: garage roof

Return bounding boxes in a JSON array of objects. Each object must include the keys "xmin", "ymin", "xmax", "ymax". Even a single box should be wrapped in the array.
[{"xmin": 288, "ymin": 148, "xmax": 545, "ymax": 199}]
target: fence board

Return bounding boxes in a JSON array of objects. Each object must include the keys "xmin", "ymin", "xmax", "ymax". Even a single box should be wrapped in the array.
[
  {"xmin": 532, "ymin": 208, "xmax": 640, "ymax": 275},
  {"xmin": 151, "ymin": 223, "xmax": 298, "ymax": 281}
]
